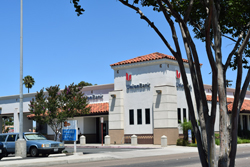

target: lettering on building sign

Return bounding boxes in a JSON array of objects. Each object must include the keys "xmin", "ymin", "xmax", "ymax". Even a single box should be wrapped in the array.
[
  {"xmin": 126, "ymin": 73, "xmax": 132, "ymax": 81},
  {"xmin": 126, "ymin": 83, "xmax": 150, "ymax": 89},
  {"xmin": 176, "ymin": 83, "xmax": 192, "ymax": 90},
  {"xmin": 87, "ymin": 94, "xmax": 103, "ymax": 100},
  {"xmin": 176, "ymin": 70, "xmax": 181, "ymax": 79}
]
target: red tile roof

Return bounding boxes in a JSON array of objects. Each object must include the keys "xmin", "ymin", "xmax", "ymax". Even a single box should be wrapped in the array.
[
  {"xmin": 227, "ymin": 100, "xmax": 250, "ymax": 112},
  {"xmin": 110, "ymin": 52, "xmax": 189, "ymax": 66},
  {"xmin": 88, "ymin": 103, "xmax": 109, "ymax": 114},
  {"xmin": 206, "ymin": 95, "xmax": 234, "ymax": 103},
  {"xmin": 206, "ymin": 95, "xmax": 250, "ymax": 112},
  {"xmin": 27, "ymin": 102, "xmax": 109, "ymax": 118}
]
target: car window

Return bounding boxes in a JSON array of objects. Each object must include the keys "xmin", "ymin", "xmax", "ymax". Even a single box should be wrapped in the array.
[
  {"xmin": 0, "ymin": 135, "xmax": 7, "ymax": 142},
  {"xmin": 7, "ymin": 135, "xmax": 16, "ymax": 142},
  {"xmin": 25, "ymin": 134, "xmax": 47, "ymax": 140}
]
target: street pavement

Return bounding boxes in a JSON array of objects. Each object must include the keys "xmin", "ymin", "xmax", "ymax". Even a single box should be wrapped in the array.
[
  {"xmin": 0, "ymin": 144, "xmax": 198, "ymax": 167},
  {"xmin": 1, "ymin": 143, "xmax": 250, "ymax": 167}
]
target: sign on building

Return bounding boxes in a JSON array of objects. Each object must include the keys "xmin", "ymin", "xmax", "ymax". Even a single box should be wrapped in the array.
[{"xmin": 62, "ymin": 120, "xmax": 77, "ymax": 141}]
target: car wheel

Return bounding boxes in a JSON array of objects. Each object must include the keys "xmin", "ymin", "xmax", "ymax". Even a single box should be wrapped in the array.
[{"xmin": 30, "ymin": 147, "xmax": 38, "ymax": 157}]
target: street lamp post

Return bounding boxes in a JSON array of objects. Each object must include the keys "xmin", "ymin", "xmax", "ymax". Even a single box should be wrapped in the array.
[{"xmin": 15, "ymin": 0, "xmax": 27, "ymax": 158}]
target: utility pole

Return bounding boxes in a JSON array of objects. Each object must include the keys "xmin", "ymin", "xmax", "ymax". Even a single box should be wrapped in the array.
[{"xmin": 15, "ymin": 0, "xmax": 27, "ymax": 158}]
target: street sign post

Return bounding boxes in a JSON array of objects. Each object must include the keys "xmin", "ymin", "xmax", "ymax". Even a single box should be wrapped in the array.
[
  {"xmin": 62, "ymin": 120, "xmax": 78, "ymax": 153},
  {"xmin": 101, "ymin": 117, "xmax": 103, "ymax": 146}
]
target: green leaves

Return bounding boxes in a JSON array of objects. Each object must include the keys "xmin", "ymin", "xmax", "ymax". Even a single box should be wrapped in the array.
[
  {"xmin": 23, "ymin": 75, "xmax": 35, "ymax": 93},
  {"xmin": 71, "ymin": 0, "xmax": 85, "ymax": 16},
  {"xmin": 29, "ymin": 83, "xmax": 90, "ymax": 133}
]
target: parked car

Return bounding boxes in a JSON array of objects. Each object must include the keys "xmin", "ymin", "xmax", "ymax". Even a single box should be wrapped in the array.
[
  {"xmin": 0, "ymin": 132, "xmax": 65, "ymax": 157},
  {"xmin": 0, "ymin": 141, "xmax": 7, "ymax": 160}
]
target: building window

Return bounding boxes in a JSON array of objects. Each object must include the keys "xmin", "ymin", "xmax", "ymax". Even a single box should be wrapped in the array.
[
  {"xmin": 137, "ymin": 109, "xmax": 142, "ymax": 125},
  {"xmin": 145, "ymin": 108, "xmax": 150, "ymax": 124},
  {"xmin": 129, "ymin": 109, "xmax": 134, "ymax": 125},
  {"xmin": 177, "ymin": 108, "xmax": 181, "ymax": 123},
  {"xmin": 183, "ymin": 108, "xmax": 187, "ymax": 121}
]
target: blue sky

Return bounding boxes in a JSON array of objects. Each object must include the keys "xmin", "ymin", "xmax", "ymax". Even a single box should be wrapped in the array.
[{"xmin": 0, "ymin": 0, "xmax": 245, "ymax": 96}]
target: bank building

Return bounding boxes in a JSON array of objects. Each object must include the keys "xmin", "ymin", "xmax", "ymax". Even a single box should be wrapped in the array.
[{"xmin": 1, "ymin": 52, "xmax": 250, "ymax": 145}]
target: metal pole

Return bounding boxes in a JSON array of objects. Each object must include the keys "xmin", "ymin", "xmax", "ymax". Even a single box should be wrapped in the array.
[
  {"xmin": 101, "ymin": 122, "xmax": 103, "ymax": 146},
  {"xmin": 74, "ymin": 141, "xmax": 76, "ymax": 154},
  {"xmin": 19, "ymin": 0, "xmax": 23, "ymax": 139}
]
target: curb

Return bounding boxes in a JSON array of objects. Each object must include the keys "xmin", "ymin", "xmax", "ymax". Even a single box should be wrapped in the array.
[
  {"xmin": 65, "ymin": 145, "xmax": 160, "ymax": 149},
  {"xmin": 0, "ymin": 155, "xmax": 116, "ymax": 167}
]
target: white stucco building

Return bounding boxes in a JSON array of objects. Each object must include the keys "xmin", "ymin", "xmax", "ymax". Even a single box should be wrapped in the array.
[{"xmin": 1, "ymin": 52, "xmax": 250, "ymax": 145}]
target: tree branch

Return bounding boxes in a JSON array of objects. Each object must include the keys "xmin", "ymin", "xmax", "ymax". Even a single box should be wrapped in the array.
[
  {"xmin": 156, "ymin": 0, "xmax": 182, "ymax": 57},
  {"xmin": 118, "ymin": 0, "xmax": 176, "ymax": 55},
  {"xmin": 224, "ymin": 21, "xmax": 250, "ymax": 70},
  {"xmin": 158, "ymin": 1, "xmax": 209, "ymax": 166},
  {"xmin": 224, "ymin": 33, "xmax": 243, "ymax": 70},
  {"xmin": 238, "ymin": 24, "xmax": 250, "ymax": 56},
  {"xmin": 222, "ymin": 34, "xmax": 237, "ymax": 42},
  {"xmin": 229, "ymin": 54, "xmax": 242, "ymax": 167},
  {"xmin": 184, "ymin": 0, "xmax": 194, "ymax": 23},
  {"xmin": 205, "ymin": 0, "xmax": 217, "ymax": 119}
]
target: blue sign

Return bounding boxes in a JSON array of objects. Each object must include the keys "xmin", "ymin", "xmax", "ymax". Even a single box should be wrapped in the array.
[
  {"xmin": 62, "ymin": 129, "xmax": 77, "ymax": 141},
  {"xmin": 62, "ymin": 120, "xmax": 78, "ymax": 141},
  {"xmin": 188, "ymin": 129, "xmax": 192, "ymax": 144},
  {"xmin": 188, "ymin": 129, "xmax": 192, "ymax": 137}
]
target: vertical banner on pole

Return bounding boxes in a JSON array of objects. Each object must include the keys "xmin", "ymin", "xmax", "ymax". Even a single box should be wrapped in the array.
[{"xmin": 188, "ymin": 129, "xmax": 192, "ymax": 144}]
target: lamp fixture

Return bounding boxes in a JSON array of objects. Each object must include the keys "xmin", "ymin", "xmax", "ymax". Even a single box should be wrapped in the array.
[
  {"xmin": 156, "ymin": 90, "xmax": 162, "ymax": 94},
  {"xmin": 111, "ymin": 94, "xmax": 116, "ymax": 98}
]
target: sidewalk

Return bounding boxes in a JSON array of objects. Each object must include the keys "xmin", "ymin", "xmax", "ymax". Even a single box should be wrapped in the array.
[
  {"xmin": 0, "ymin": 144, "xmax": 198, "ymax": 167},
  {"xmin": 64, "ymin": 143, "xmax": 163, "ymax": 149},
  {"xmin": 2, "ymin": 143, "xmax": 250, "ymax": 167}
]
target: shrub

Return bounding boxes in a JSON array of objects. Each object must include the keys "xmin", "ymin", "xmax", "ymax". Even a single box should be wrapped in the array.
[
  {"xmin": 237, "ymin": 137, "xmax": 243, "ymax": 144},
  {"xmin": 180, "ymin": 119, "xmax": 192, "ymax": 142},
  {"xmin": 214, "ymin": 133, "xmax": 220, "ymax": 139},
  {"xmin": 188, "ymin": 143, "xmax": 197, "ymax": 147},
  {"xmin": 176, "ymin": 138, "xmax": 183, "ymax": 146},
  {"xmin": 176, "ymin": 138, "xmax": 188, "ymax": 146},
  {"xmin": 215, "ymin": 138, "xmax": 220, "ymax": 145},
  {"xmin": 241, "ymin": 139, "xmax": 250, "ymax": 143}
]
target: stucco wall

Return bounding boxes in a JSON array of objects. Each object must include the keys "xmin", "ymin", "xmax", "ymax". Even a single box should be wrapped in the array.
[{"xmin": 112, "ymin": 59, "xmax": 195, "ymax": 135}]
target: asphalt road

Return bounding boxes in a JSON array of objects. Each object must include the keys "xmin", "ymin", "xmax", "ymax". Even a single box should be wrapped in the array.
[{"xmin": 47, "ymin": 147, "xmax": 250, "ymax": 167}]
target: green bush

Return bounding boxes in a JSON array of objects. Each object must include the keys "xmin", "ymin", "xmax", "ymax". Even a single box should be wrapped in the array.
[
  {"xmin": 178, "ymin": 132, "xmax": 250, "ymax": 147},
  {"xmin": 214, "ymin": 133, "xmax": 220, "ymax": 139},
  {"xmin": 241, "ymin": 139, "xmax": 250, "ymax": 143},
  {"xmin": 176, "ymin": 138, "xmax": 189, "ymax": 146},
  {"xmin": 215, "ymin": 138, "xmax": 220, "ymax": 145},
  {"xmin": 176, "ymin": 138, "xmax": 183, "ymax": 146},
  {"xmin": 188, "ymin": 143, "xmax": 197, "ymax": 147},
  {"xmin": 237, "ymin": 137, "xmax": 243, "ymax": 144}
]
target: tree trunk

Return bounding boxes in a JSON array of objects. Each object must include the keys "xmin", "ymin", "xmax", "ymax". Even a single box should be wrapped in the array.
[
  {"xmin": 217, "ymin": 68, "xmax": 229, "ymax": 167},
  {"xmin": 207, "ymin": 116, "xmax": 217, "ymax": 167}
]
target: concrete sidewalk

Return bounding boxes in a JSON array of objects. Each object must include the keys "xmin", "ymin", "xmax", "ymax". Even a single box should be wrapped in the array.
[
  {"xmin": 0, "ymin": 144, "xmax": 198, "ymax": 167},
  {"xmin": 2, "ymin": 143, "xmax": 250, "ymax": 167},
  {"xmin": 64, "ymin": 143, "xmax": 163, "ymax": 149}
]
